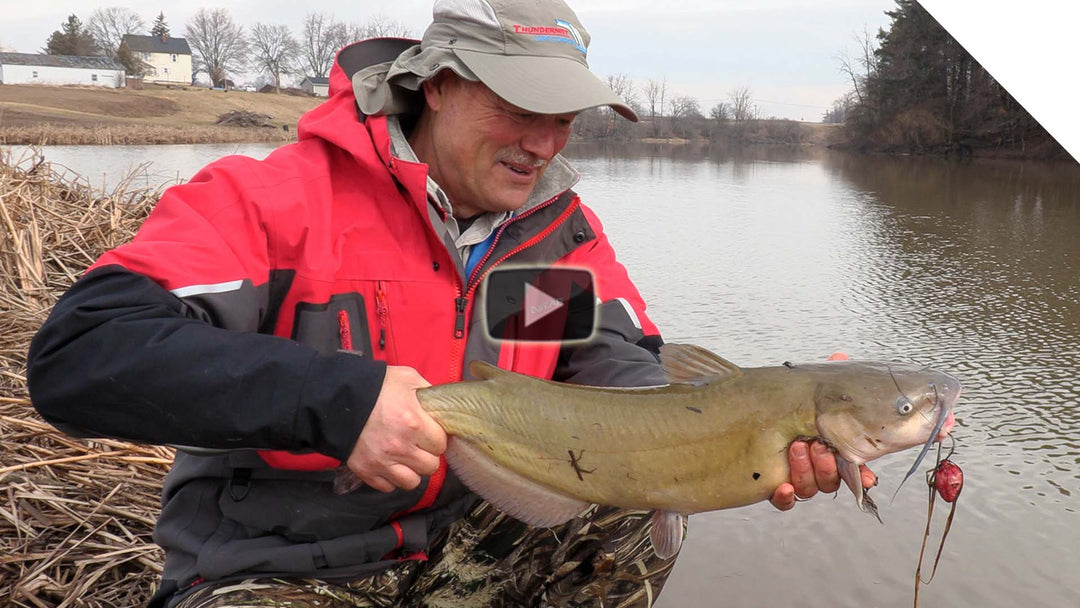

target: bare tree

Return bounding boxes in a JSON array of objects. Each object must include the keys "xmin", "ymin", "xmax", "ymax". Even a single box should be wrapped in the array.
[
  {"xmin": 729, "ymin": 86, "xmax": 757, "ymax": 142},
  {"xmin": 709, "ymin": 102, "xmax": 730, "ymax": 122},
  {"xmin": 186, "ymin": 8, "xmax": 248, "ymax": 88},
  {"xmin": 250, "ymin": 23, "xmax": 300, "ymax": 92},
  {"xmin": 668, "ymin": 94, "xmax": 701, "ymax": 138},
  {"xmin": 668, "ymin": 94, "xmax": 700, "ymax": 120},
  {"xmin": 643, "ymin": 79, "xmax": 663, "ymax": 119},
  {"xmin": 301, "ymin": 13, "xmax": 347, "ymax": 78},
  {"xmin": 837, "ymin": 27, "xmax": 878, "ymax": 105},
  {"xmin": 729, "ymin": 87, "xmax": 757, "ymax": 122},
  {"xmin": 360, "ymin": 14, "xmax": 414, "ymax": 38},
  {"xmin": 599, "ymin": 73, "xmax": 638, "ymax": 138},
  {"xmin": 88, "ymin": 7, "xmax": 145, "ymax": 59}
]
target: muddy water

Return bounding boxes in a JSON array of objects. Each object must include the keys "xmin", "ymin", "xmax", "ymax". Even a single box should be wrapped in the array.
[
  {"xmin": 9, "ymin": 142, "xmax": 1080, "ymax": 606},
  {"xmin": 569, "ymin": 144, "xmax": 1080, "ymax": 607}
]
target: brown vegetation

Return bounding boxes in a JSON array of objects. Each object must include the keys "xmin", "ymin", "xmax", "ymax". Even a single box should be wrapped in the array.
[
  {"xmin": 0, "ymin": 83, "xmax": 319, "ymax": 145},
  {"xmin": 0, "ymin": 149, "xmax": 169, "ymax": 607}
]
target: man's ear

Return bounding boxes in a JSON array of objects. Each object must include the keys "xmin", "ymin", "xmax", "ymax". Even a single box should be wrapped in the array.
[{"xmin": 421, "ymin": 69, "xmax": 455, "ymax": 112}]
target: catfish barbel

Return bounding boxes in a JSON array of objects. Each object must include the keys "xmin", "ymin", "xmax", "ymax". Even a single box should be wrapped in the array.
[{"xmin": 346, "ymin": 343, "xmax": 961, "ymax": 558}]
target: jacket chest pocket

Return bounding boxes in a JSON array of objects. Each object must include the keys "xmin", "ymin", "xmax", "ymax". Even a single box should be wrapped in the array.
[
  {"xmin": 290, "ymin": 282, "xmax": 399, "ymax": 363},
  {"xmin": 291, "ymin": 293, "xmax": 374, "ymax": 357}
]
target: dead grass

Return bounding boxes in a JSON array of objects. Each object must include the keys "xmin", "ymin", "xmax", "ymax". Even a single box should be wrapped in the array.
[
  {"xmin": 0, "ymin": 83, "xmax": 321, "ymax": 144},
  {"xmin": 0, "ymin": 123, "xmax": 295, "ymax": 146},
  {"xmin": 0, "ymin": 148, "xmax": 172, "ymax": 607}
]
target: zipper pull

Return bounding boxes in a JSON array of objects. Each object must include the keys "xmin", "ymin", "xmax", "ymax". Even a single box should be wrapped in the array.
[
  {"xmin": 376, "ymin": 281, "xmax": 389, "ymax": 351},
  {"xmin": 454, "ymin": 296, "xmax": 468, "ymax": 339}
]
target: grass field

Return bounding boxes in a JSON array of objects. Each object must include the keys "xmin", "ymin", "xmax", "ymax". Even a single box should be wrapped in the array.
[{"xmin": 0, "ymin": 83, "xmax": 322, "ymax": 145}]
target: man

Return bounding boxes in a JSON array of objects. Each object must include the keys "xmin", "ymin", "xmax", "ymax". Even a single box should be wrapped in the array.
[{"xmin": 27, "ymin": 0, "xmax": 872, "ymax": 606}]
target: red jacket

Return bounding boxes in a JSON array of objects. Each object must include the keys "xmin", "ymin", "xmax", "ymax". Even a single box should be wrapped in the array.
[{"xmin": 28, "ymin": 39, "xmax": 664, "ymax": 603}]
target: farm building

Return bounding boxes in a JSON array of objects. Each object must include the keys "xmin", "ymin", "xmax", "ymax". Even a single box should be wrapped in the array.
[
  {"xmin": 300, "ymin": 76, "xmax": 330, "ymax": 97},
  {"xmin": 0, "ymin": 53, "xmax": 125, "ymax": 88},
  {"xmin": 121, "ymin": 34, "xmax": 192, "ymax": 85}
]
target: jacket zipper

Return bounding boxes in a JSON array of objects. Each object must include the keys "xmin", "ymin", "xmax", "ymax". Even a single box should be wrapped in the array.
[
  {"xmin": 337, "ymin": 310, "xmax": 353, "ymax": 351},
  {"xmin": 375, "ymin": 280, "xmax": 390, "ymax": 352},
  {"xmin": 446, "ymin": 196, "xmax": 580, "ymax": 379}
]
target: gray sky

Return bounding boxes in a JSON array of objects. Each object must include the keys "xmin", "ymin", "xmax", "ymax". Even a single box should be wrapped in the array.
[{"xmin": 0, "ymin": 0, "xmax": 895, "ymax": 121}]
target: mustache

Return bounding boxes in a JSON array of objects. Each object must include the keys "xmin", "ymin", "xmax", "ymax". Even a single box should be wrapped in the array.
[{"xmin": 495, "ymin": 148, "xmax": 547, "ymax": 169}]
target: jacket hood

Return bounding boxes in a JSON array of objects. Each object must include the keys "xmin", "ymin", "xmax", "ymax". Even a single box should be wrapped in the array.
[{"xmin": 297, "ymin": 38, "xmax": 421, "ymax": 159}]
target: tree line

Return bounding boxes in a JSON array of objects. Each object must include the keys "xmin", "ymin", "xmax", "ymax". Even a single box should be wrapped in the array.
[
  {"xmin": 573, "ymin": 78, "xmax": 812, "ymax": 145},
  {"xmin": 829, "ymin": 0, "xmax": 1064, "ymax": 158},
  {"xmin": 42, "ymin": 8, "xmax": 411, "ymax": 90}
]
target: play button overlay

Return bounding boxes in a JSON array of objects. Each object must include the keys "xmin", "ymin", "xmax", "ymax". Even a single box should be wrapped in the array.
[
  {"xmin": 483, "ymin": 266, "xmax": 596, "ymax": 343},
  {"xmin": 524, "ymin": 283, "xmax": 564, "ymax": 327}
]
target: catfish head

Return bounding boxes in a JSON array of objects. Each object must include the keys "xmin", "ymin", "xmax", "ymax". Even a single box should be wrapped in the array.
[
  {"xmin": 807, "ymin": 361, "xmax": 961, "ymax": 520},
  {"xmin": 810, "ymin": 361, "xmax": 959, "ymax": 464}
]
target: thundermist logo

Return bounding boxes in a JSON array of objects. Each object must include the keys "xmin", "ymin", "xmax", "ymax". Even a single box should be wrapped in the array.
[{"xmin": 512, "ymin": 19, "xmax": 586, "ymax": 54}]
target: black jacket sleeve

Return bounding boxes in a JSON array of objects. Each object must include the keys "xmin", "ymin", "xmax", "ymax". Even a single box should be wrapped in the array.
[{"xmin": 27, "ymin": 265, "xmax": 385, "ymax": 461}]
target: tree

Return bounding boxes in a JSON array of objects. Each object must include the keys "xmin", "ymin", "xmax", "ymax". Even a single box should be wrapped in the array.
[
  {"xmin": 250, "ymin": 23, "xmax": 301, "ymax": 92},
  {"xmin": 44, "ymin": 15, "xmax": 100, "ymax": 56},
  {"xmin": 643, "ymin": 78, "xmax": 667, "ymax": 136},
  {"xmin": 88, "ymin": 7, "xmax": 145, "ymax": 59},
  {"xmin": 837, "ymin": 27, "xmax": 878, "ymax": 106},
  {"xmin": 729, "ymin": 87, "xmax": 756, "ymax": 122},
  {"xmin": 823, "ymin": 92, "xmax": 853, "ymax": 124},
  {"xmin": 668, "ymin": 94, "xmax": 700, "ymax": 120},
  {"xmin": 729, "ymin": 87, "xmax": 757, "ymax": 142},
  {"xmin": 301, "ymin": 13, "xmax": 347, "ymax": 78},
  {"xmin": 836, "ymin": 0, "xmax": 1060, "ymax": 156},
  {"xmin": 668, "ymin": 94, "xmax": 701, "ymax": 138},
  {"xmin": 185, "ymin": 8, "xmax": 248, "ymax": 89},
  {"xmin": 116, "ymin": 41, "xmax": 147, "ymax": 76},
  {"xmin": 151, "ymin": 12, "xmax": 170, "ymax": 38},
  {"xmin": 601, "ymin": 73, "xmax": 639, "ymax": 138},
  {"xmin": 709, "ymin": 102, "xmax": 730, "ymax": 123},
  {"xmin": 360, "ymin": 14, "xmax": 413, "ymax": 38}
]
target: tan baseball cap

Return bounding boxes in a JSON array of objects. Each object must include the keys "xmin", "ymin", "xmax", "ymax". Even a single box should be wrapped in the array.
[{"xmin": 420, "ymin": 0, "xmax": 638, "ymax": 122}]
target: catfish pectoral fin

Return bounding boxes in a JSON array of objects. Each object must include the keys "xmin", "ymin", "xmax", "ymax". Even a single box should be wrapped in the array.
[
  {"xmin": 649, "ymin": 510, "xmax": 686, "ymax": 559},
  {"xmin": 444, "ymin": 437, "xmax": 589, "ymax": 528},
  {"xmin": 837, "ymin": 455, "xmax": 883, "ymax": 523},
  {"xmin": 861, "ymin": 489, "xmax": 883, "ymax": 524}
]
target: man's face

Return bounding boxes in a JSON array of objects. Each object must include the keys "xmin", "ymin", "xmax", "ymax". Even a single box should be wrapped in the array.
[{"xmin": 414, "ymin": 74, "xmax": 577, "ymax": 218}]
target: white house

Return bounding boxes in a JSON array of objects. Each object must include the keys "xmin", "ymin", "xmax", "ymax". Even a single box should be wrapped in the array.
[
  {"xmin": 300, "ymin": 76, "xmax": 329, "ymax": 97},
  {"xmin": 0, "ymin": 53, "xmax": 125, "ymax": 88},
  {"xmin": 121, "ymin": 34, "xmax": 192, "ymax": 85}
]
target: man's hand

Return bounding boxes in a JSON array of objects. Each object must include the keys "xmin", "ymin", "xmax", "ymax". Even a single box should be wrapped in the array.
[
  {"xmin": 346, "ymin": 366, "xmax": 447, "ymax": 493},
  {"xmin": 769, "ymin": 351, "xmax": 876, "ymax": 511},
  {"xmin": 769, "ymin": 440, "xmax": 877, "ymax": 511}
]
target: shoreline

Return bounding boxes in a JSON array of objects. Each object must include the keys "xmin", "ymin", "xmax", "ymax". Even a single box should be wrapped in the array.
[{"xmin": 0, "ymin": 123, "xmax": 296, "ymax": 146}]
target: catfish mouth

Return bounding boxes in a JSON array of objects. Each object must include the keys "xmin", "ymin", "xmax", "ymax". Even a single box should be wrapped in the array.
[{"xmin": 893, "ymin": 375, "xmax": 962, "ymax": 498}]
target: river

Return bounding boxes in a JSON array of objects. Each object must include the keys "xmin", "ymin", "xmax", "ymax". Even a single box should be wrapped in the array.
[{"xmin": 6, "ymin": 141, "xmax": 1080, "ymax": 607}]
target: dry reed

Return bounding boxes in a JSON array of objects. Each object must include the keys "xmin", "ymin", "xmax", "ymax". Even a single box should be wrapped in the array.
[
  {"xmin": 0, "ymin": 123, "xmax": 295, "ymax": 146},
  {"xmin": 1, "ymin": 148, "xmax": 173, "ymax": 607}
]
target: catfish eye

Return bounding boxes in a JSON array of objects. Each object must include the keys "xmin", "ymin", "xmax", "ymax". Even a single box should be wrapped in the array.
[{"xmin": 895, "ymin": 396, "xmax": 914, "ymax": 415}]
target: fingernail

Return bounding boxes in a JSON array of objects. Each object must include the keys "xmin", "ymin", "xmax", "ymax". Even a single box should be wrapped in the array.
[
  {"xmin": 792, "ymin": 443, "xmax": 808, "ymax": 459},
  {"xmin": 812, "ymin": 442, "xmax": 828, "ymax": 455}
]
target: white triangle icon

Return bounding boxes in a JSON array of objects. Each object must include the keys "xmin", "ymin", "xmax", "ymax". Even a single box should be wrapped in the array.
[{"xmin": 524, "ymin": 282, "xmax": 564, "ymax": 328}]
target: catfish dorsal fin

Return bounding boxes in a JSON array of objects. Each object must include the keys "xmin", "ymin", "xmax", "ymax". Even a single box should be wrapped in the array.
[
  {"xmin": 468, "ymin": 360, "xmax": 508, "ymax": 381},
  {"xmin": 659, "ymin": 343, "xmax": 742, "ymax": 385}
]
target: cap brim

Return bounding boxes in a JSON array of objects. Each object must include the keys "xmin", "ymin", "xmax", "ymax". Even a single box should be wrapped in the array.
[{"xmin": 453, "ymin": 49, "xmax": 639, "ymax": 122}]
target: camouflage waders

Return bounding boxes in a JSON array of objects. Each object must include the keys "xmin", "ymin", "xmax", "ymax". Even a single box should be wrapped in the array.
[{"xmin": 173, "ymin": 501, "xmax": 682, "ymax": 608}]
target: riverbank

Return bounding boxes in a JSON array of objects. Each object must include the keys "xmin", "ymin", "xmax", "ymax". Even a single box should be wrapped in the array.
[{"xmin": 0, "ymin": 83, "xmax": 319, "ymax": 145}]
